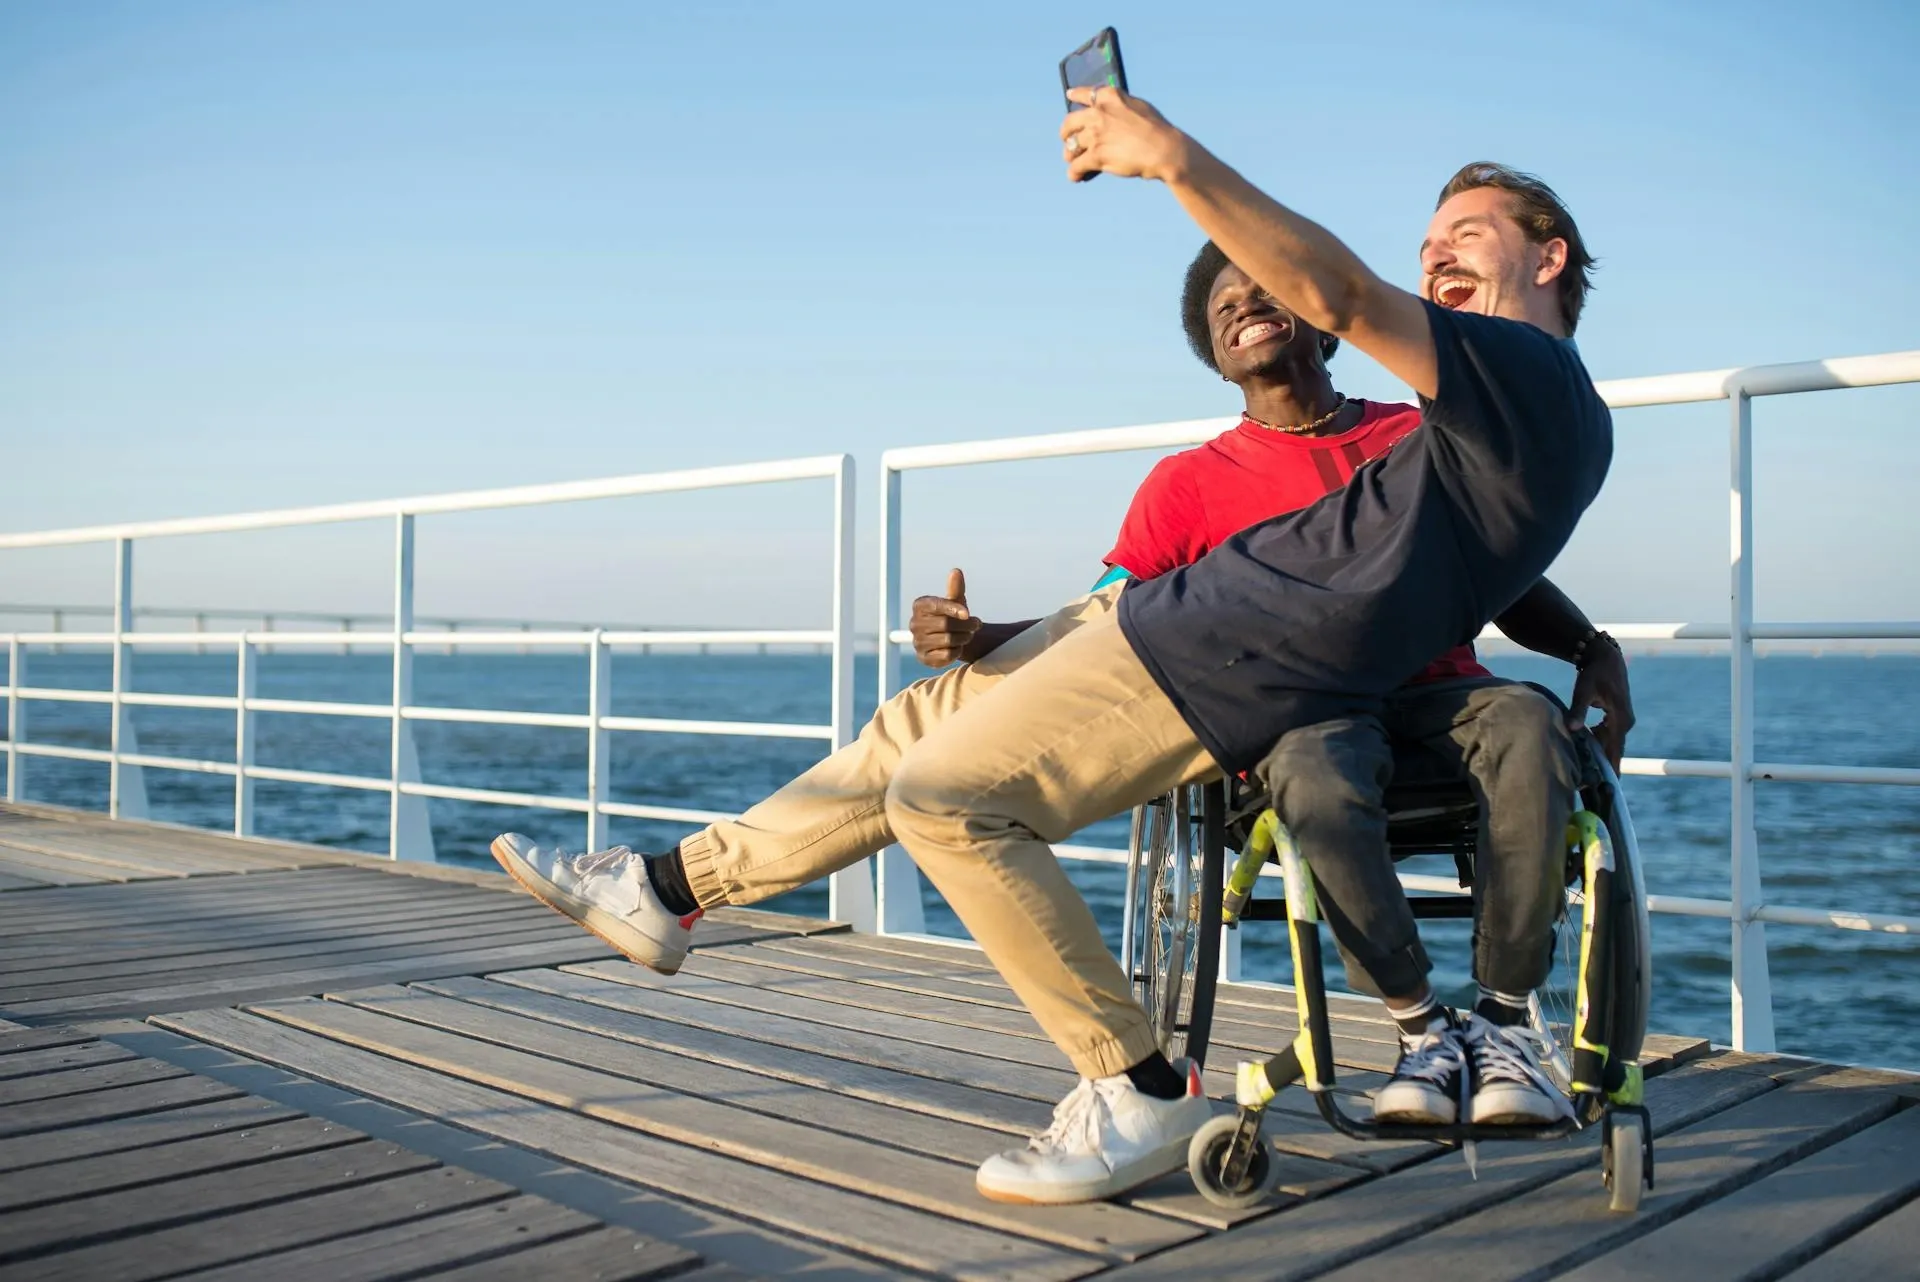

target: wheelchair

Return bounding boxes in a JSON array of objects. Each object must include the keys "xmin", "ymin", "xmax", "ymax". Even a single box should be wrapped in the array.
[{"xmin": 1120, "ymin": 695, "xmax": 1654, "ymax": 1212}]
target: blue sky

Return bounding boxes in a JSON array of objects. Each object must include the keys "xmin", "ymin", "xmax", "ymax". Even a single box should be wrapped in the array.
[{"xmin": 2, "ymin": 1, "xmax": 1915, "ymax": 631}]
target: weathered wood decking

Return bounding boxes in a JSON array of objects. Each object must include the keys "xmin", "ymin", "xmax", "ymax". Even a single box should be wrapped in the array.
[{"xmin": 0, "ymin": 802, "xmax": 1915, "ymax": 1280}]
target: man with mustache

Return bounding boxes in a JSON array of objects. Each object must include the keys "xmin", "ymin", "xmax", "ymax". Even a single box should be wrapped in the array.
[{"xmin": 494, "ymin": 94, "xmax": 1618, "ymax": 1204}]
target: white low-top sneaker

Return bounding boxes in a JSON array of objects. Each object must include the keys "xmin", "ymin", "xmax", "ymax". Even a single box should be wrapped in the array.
[
  {"xmin": 1374, "ymin": 1016, "xmax": 1469, "ymax": 1125},
  {"xmin": 975, "ymin": 1060, "xmax": 1209, "ymax": 1205},
  {"xmin": 490, "ymin": 833, "xmax": 700, "ymax": 975},
  {"xmin": 1466, "ymin": 1015, "xmax": 1577, "ymax": 1125}
]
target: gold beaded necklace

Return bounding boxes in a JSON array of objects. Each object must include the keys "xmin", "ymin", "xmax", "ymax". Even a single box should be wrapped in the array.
[{"xmin": 1245, "ymin": 395, "xmax": 1352, "ymax": 436}]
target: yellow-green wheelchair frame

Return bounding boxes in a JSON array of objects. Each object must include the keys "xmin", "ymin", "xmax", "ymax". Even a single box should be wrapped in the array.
[{"xmin": 1150, "ymin": 739, "xmax": 1655, "ymax": 1212}]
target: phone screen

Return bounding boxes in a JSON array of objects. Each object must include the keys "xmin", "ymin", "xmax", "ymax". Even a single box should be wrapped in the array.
[{"xmin": 1060, "ymin": 28, "xmax": 1126, "ymax": 108}]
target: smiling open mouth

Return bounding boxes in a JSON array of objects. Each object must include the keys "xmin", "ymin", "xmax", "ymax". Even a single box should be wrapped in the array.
[
  {"xmin": 1232, "ymin": 320, "xmax": 1289, "ymax": 350},
  {"xmin": 1433, "ymin": 277, "xmax": 1479, "ymax": 309}
]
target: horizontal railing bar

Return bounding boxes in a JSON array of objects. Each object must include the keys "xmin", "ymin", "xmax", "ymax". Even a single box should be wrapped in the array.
[
  {"xmin": 122, "ymin": 692, "xmax": 240, "ymax": 711},
  {"xmin": 1756, "ymin": 904, "xmax": 1917, "ymax": 934},
  {"xmin": 121, "ymin": 752, "xmax": 239, "ymax": 777},
  {"xmin": 401, "ymin": 630, "xmax": 592, "ymax": 647},
  {"xmin": 11, "ymin": 743, "xmax": 112, "ymax": 763},
  {"xmin": 600, "ymin": 715, "xmax": 835, "ymax": 740},
  {"xmin": 598, "ymin": 630, "xmax": 836, "ymax": 646},
  {"xmin": 597, "ymin": 800, "xmax": 735, "ymax": 825},
  {"xmin": 0, "ymin": 454, "xmax": 851, "ymax": 550},
  {"xmin": 397, "ymin": 781, "xmax": 593, "ymax": 812},
  {"xmin": 884, "ymin": 417, "xmax": 1234, "ymax": 471},
  {"xmin": 879, "ymin": 351, "xmax": 1920, "ymax": 473},
  {"xmin": 401, "ymin": 705, "xmax": 590, "ymax": 730},
  {"xmin": 244, "ymin": 765, "xmax": 393, "ymax": 792},
  {"xmin": 14, "ymin": 687, "xmax": 114, "ymax": 704},
  {"xmin": 8, "ymin": 633, "xmax": 118, "ymax": 646},
  {"xmin": 247, "ymin": 697, "xmax": 393, "ymax": 719},
  {"xmin": 1750, "ymin": 762, "xmax": 1920, "ymax": 786}
]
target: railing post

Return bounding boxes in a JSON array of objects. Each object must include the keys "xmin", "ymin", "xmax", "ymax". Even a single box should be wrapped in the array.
[
  {"xmin": 5, "ymin": 637, "xmax": 20, "ymax": 802},
  {"xmin": 388, "ymin": 515, "xmax": 435, "ymax": 862},
  {"xmin": 873, "ymin": 460, "xmax": 926, "ymax": 935},
  {"xmin": 235, "ymin": 639, "xmax": 256, "ymax": 836},
  {"xmin": 828, "ymin": 456, "xmax": 877, "ymax": 931},
  {"xmin": 1727, "ymin": 388, "xmax": 1775, "ymax": 1051},
  {"xmin": 587, "ymin": 630, "xmax": 611, "ymax": 854},
  {"xmin": 109, "ymin": 538, "xmax": 148, "ymax": 820}
]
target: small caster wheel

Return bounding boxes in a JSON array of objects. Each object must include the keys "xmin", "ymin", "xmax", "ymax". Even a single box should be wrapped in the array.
[
  {"xmin": 1188, "ymin": 1114, "xmax": 1280, "ymax": 1210},
  {"xmin": 1604, "ymin": 1111, "xmax": 1646, "ymax": 1213}
]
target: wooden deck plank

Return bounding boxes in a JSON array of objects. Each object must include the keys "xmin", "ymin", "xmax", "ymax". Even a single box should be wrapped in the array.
[
  {"xmin": 0, "ymin": 870, "xmax": 400, "ymax": 934},
  {"xmin": 0, "ymin": 1040, "xmax": 136, "ymax": 1081},
  {"xmin": 330, "ymin": 982, "xmax": 1025, "ymax": 1161},
  {"xmin": 0, "ymin": 915, "xmax": 583, "ymax": 1003},
  {"xmin": 0, "ymin": 899, "xmax": 551, "ymax": 977},
  {"xmin": 0, "ymin": 1113, "xmax": 359, "ymax": 1214},
  {"xmin": 181, "ymin": 1197, "xmax": 687, "ymax": 1282},
  {"xmin": 423, "ymin": 1222, "xmax": 699, "ymax": 1282},
  {"xmin": 413, "ymin": 974, "xmax": 1051, "ymax": 1135},
  {"xmin": 1, "ymin": 932, "xmax": 617, "ymax": 1021},
  {"xmin": 154, "ymin": 1006, "xmax": 1104, "ymax": 1281},
  {"xmin": 12, "ymin": 1164, "xmax": 511, "ymax": 1282},
  {"xmin": 1776, "ymin": 1195, "xmax": 1920, "ymax": 1281},
  {"xmin": 0, "ymin": 870, "xmax": 49, "ymax": 892},
  {"xmin": 1307, "ymin": 1076, "xmax": 1905, "ymax": 1282},
  {"xmin": 115, "ymin": 1019, "xmax": 910, "ymax": 1281},
  {"xmin": 0, "ymin": 852, "xmax": 117, "ymax": 887},
  {"xmin": 0, "ymin": 834, "xmax": 228, "ymax": 879},
  {"xmin": 510, "ymin": 963, "xmax": 1081, "ymax": 1102},
  {"xmin": 1554, "ymin": 1104, "xmax": 1920, "ymax": 1282},
  {"xmin": 0, "ymin": 1026, "xmax": 96, "ymax": 1057},
  {"xmin": 242, "ymin": 994, "xmax": 1201, "ymax": 1261},
  {"xmin": 0, "ymin": 1055, "xmax": 189, "ymax": 1106},
  {"xmin": 0, "ymin": 1093, "xmax": 298, "ymax": 1174},
  {"xmin": 0, "ymin": 1071, "xmax": 245, "ymax": 1140},
  {"xmin": 1095, "ymin": 1061, "xmax": 1780, "ymax": 1281},
  {"xmin": 0, "ymin": 1135, "xmax": 437, "ymax": 1263},
  {"xmin": 0, "ymin": 864, "xmax": 471, "ymax": 920}
]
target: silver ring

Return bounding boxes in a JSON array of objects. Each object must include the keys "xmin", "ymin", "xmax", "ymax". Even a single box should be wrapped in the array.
[
  {"xmin": 1067, "ymin": 134, "xmax": 1083, "ymax": 154},
  {"xmin": 1088, "ymin": 86, "xmax": 1101, "ymax": 107}
]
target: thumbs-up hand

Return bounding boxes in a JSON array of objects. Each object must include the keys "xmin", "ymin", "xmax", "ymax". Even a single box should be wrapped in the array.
[{"xmin": 910, "ymin": 567, "xmax": 984, "ymax": 668}]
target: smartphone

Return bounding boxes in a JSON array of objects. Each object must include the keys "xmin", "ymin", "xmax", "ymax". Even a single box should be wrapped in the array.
[{"xmin": 1059, "ymin": 27, "xmax": 1127, "ymax": 109}]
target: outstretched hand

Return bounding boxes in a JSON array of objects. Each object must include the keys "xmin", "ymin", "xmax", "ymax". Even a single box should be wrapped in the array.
[
  {"xmin": 1060, "ymin": 86, "xmax": 1189, "ymax": 183},
  {"xmin": 910, "ymin": 568, "xmax": 982, "ymax": 668},
  {"xmin": 1568, "ymin": 644, "xmax": 1636, "ymax": 770}
]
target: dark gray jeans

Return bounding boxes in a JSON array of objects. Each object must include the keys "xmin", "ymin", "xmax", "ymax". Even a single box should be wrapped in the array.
[{"xmin": 1255, "ymin": 676, "xmax": 1579, "ymax": 999}]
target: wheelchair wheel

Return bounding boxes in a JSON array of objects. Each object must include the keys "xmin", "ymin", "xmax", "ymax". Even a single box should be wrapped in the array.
[
  {"xmin": 1531, "ymin": 755, "xmax": 1652, "ymax": 1102},
  {"xmin": 1189, "ymin": 1114, "xmax": 1280, "ymax": 1210},
  {"xmin": 1604, "ymin": 1110, "xmax": 1647, "ymax": 1213},
  {"xmin": 1125, "ymin": 785, "xmax": 1220, "ymax": 1067}
]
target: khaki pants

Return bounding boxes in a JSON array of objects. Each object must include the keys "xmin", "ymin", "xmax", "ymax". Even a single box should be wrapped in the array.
[{"xmin": 680, "ymin": 583, "xmax": 1218, "ymax": 1077}]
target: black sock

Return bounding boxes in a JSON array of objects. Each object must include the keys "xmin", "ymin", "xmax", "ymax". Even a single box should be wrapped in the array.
[
  {"xmin": 1123, "ymin": 1052, "xmax": 1188, "ymax": 1100},
  {"xmin": 644, "ymin": 847, "xmax": 699, "ymax": 917},
  {"xmin": 1474, "ymin": 987, "xmax": 1531, "ymax": 1027}
]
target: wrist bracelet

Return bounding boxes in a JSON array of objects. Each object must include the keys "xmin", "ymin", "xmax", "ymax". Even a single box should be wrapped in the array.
[{"xmin": 1572, "ymin": 629, "xmax": 1618, "ymax": 670}]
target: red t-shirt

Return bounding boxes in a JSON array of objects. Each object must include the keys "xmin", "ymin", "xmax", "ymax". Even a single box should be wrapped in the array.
[{"xmin": 1104, "ymin": 401, "xmax": 1489, "ymax": 684}]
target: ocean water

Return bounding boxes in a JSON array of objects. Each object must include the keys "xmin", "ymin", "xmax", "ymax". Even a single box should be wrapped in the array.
[{"xmin": 7, "ymin": 648, "xmax": 1917, "ymax": 1070}]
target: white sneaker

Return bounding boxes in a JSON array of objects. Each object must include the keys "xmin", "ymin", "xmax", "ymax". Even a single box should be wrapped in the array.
[
  {"xmin": 490, "ymin": 834, "xmax": 700, "ymax": 975},
  {"xmin": 1466, "ymin": 1015, "xmax": 1577, "ymax": 1125},
  {"xmin": 975, "ymin": 1061, "xmax": 1209, "ymax": 1205},
  {"xmin": 1374, "ymin": 1016, "xmax": 1469, "ymax": 1125}
]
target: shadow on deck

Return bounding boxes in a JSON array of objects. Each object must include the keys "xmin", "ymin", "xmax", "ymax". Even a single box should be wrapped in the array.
[{"xmin": 1, "ymin": 802, "xmax": 1916, "ymax": 1280}]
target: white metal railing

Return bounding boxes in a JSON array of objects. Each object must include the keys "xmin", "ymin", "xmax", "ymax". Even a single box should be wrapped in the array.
[
  {"xmin": 0, "ymin": 455, "xmax": 878, "ymax": 930},
  {"xmin": 879, "ymin": 349, "xmax": 1920, "ymax": 1052}
]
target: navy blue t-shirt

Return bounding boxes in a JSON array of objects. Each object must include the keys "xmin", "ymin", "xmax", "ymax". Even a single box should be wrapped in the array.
[{"xmin": 1117, "ymin": 302, "xmax": 1613, "ymax": 773}]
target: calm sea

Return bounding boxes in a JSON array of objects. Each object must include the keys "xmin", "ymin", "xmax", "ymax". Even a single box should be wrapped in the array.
[{"xmin": 9, "ymin": 649, "xmax": 1917, "ymax": 1070}]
